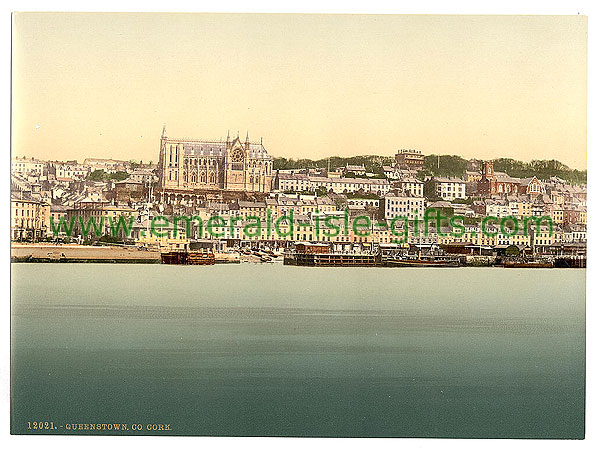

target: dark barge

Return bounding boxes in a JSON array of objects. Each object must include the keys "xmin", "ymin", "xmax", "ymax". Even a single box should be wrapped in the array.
[{"xmin": 161, "ymin": 250, "xmax": 215, "ymax": 265}]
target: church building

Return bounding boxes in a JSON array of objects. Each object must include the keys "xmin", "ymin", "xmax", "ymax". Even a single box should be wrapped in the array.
[{"xmin": 157, "ymin": 127, "xmax": 273, "ymax": 194}]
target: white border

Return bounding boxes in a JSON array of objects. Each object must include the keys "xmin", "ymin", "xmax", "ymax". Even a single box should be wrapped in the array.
[{"xmin": 2, "ymin": 2, "xmax": 597, "ymax": 450}]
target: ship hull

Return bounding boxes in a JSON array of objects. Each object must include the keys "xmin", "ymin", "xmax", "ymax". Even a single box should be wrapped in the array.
[
  {"xmin": 503, "ymin": 262, "xmax": 553, "ymax": 268},
  {"xmin": 386, "ymin": 259, "xmax": 460, "ymax": 268},
  {"xmin": 161, "ymin": 251, "xmax": 215, "ymax": 265}
]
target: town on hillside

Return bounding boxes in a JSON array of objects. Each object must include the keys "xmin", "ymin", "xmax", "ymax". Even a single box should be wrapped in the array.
[{"xmin": 11, "ymin": 129, "xmax": 587, "ymax": 265}]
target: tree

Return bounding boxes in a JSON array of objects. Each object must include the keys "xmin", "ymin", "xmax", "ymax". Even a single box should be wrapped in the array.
[
  {"xmin": 272, "ymin": 153, "xmax": 586, "ymax": 185},
  {"xmin": 109, "ymin": 171, "xmax": 130, "ymax": 181},
  {"xmin": 315, "ymin": 186, "xmax": 328, "ymax": 197},
  {"xmin": 87, "ymin": 170, "xmax": 106, "ymax": 181}
]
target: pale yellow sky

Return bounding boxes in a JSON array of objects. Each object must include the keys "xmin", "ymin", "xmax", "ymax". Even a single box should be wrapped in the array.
[{"xmin": 12, "ymin": 13, "xmax": 587, "ymax": 169}]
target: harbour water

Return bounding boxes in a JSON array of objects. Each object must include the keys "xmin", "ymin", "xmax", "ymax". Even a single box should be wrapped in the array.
[{"xmin": 11, "ymin": 264, "xmax": 585, "ymax": 438}]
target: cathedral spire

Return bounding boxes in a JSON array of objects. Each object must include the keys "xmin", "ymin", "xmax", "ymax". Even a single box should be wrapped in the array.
[
  {"xmin": 245, "ymin": 131, "xmax": 249, "ymax": 144},
  {"xmin": 161, "ymin": 124, "xmax": 167, "ymax": 138}
]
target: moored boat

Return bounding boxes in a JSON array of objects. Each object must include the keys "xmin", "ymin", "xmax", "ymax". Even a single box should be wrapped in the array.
[
  {"xmin": 187, "ymin": 251, "xmax": 216, "ymax": 265},
  {"xmin": 386, "ymin": 258, "xmax": 460, "ymax": 267},
  {"xmin": 503, "ymin": 261, "xmax": 553, "ymax": 268},
  {"xmin": 160, "ymin": 251, "xmax": 187, "ymax": 265},
  {"xmin": 160, "ymin": 250, "xmax": 215, "ymax": 265}
]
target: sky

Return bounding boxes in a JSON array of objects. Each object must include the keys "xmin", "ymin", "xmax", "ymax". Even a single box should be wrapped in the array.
[{"xmin": 12, "ymin": 13, "xmax": 587, "ymax": 169}]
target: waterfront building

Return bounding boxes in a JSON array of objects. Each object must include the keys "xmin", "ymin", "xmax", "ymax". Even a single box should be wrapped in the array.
[
  {"xmin": 66, "ymin": 202, "xmax": 137, "ymax": 239},
  {"xmin": 11, "ymin": 194, "xmax": 50, "ymax": 241},
  {"xmin": 437, "ymin": 223, "xmax": 498, "ymax": 248},
  {"xmin": 49, "ymin": 205, "xmax": 69, "ymax": 237},
  {"xmin": 530, "ymin": 225, "xmax": 557, "ymax": 252},
  {"xmin": 496, "ymin": 229, "xmax": 531, "ymax": 248}
]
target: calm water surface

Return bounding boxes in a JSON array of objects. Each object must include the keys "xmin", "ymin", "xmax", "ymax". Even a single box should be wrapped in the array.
[{"xmin": 11, "ymin": 264, "xmax": 585, "ymax": 437}]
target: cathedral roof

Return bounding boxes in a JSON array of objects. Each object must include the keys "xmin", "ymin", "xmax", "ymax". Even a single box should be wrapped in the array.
[{"xmin": 165, "ymin": 136, "xmax": 272, "ymax": 160}]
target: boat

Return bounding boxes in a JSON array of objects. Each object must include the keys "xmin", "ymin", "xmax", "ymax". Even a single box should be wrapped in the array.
[
  {"xmin": 161, "ymin": 250, "xmax": 215, "ymax": 265},
  {"xmin": 160, "ymin": 251, "xmax": 187, "ymax": 265},
  {"xmin": 386, "ymin": 258, "xmax": 460, "ymax": 267},
  {"xmin": 503, "ymin": 260, "xmax": 553, "ymax": 268},
  {"xmin": 285, "ymin": 251, "xmax": 381, "ymax": 267},
  {"xmin": 187, "ymin": 251, "xmax": 216, "ymax": 265}
]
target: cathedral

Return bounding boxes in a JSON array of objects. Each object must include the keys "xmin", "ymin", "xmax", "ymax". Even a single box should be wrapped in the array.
[{"xmin": 157, "ymin": 127, "xmax": 273, "ymax": 194}]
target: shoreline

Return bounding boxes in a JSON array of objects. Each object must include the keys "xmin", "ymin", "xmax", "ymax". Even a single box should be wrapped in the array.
[
  {"xmin": 10, "ymin": 244, "xmax": 585, "ymax": 268},
  {"xmin": 10, "ymin": 244, "xmax": 243, "ymax": 264}
]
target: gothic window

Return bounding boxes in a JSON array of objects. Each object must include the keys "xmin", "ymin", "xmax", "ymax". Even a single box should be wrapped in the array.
[
  {"xmin": 209, "ymin": 172, "xmax": 216, "ymax": 184},
  {"xmin": 200, "ymin": 172, "xmax": 206, "ymax": 183},
  {"xmin": 231, "ymin": 148, "xmax": 244, "ymax": 163}
]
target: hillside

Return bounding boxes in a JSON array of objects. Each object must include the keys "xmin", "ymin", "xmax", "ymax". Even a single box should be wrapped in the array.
[
  {"xmin": 273, "ymin": 154, "xmax": 587, "ymax": 185},
  {"xmin": 274, "ymin": 155, "xmax": 394, "ymax": 175}
]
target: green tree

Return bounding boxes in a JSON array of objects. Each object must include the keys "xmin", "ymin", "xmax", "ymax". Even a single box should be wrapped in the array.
[
  {"xmin": 109, "ymin": 171, "xmax": 130, "ymax": 181},
  {"xmin": 87, "ymin": 170, "xmax": 106, "ymax": 181}
]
